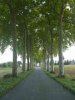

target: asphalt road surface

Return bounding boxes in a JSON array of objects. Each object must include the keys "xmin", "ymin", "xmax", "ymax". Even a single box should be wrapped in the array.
[{"xmin": 1, "ymin": 67, "xmax": 75, "ymax": 100}]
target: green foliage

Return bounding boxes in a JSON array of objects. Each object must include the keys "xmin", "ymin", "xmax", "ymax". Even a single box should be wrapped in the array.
[
  {"xmin": 33, "ymin": 48, "xmax": 43, "ymax": 63},
  {"xmin": 0, "ymin": 0, "xmax": 75, "ymax": 76},
  {"xmin": 0, "ymin": 0, "xmax": 74, "ymax": 56},
  {"xmin": 0, "ymin": 62, "xmax": 22, "ymax": 68},
  {"xmin": 0, "ymin": 62, "xmax": 12, "ymax": 68}
]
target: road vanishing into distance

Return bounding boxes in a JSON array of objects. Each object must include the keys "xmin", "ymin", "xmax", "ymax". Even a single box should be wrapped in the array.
[{"xmin": 1, "ymin": 67, "xmax": 75, "ymax": 100}]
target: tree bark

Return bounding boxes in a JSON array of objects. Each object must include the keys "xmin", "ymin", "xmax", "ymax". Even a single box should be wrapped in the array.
[
  {"xmin": 47, "ymin": 52, "xmax": 50, "ymax": 71},
  {"xmin": 29, "ymin": 37, "xmax": 32, "ymax": 69},
  {"xmin": 6, "ymin": 0, "xmax": 17, "ymax": 77},
  {"xmin": 27, "ymin": 33, "xmax": 30, "ymax": 71},
  {"xmin": 12, "ymin": 19, "xmax": 17, "ymax": 76},
  {"xmin": 22, "ymin": 29, "xmax": 26, "ymax": 72},
  {"xmin": 43, "ymin": 49, "xmax": 47, "ymax": 69},
  {"xmin": 58, "ymin": 1, "xmax": 64, "ymax": 76},
  {"xmin": 50, "ymin": 31, "xmax": 54, "ymax": 72},
  {"xmin": 47, "ymin": 15, "xmax": 54, "ymax": 72}
]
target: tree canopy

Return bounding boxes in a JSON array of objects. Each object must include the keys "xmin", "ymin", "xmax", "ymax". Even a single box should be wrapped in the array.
[{"xmin": 0, "ymin": 0, "xmax": 75, "ymax": 76}]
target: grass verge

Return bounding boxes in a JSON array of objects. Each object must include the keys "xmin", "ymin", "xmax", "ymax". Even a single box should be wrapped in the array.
[
  {"xmin": 43, "ymin": 69, "xmax": 75, "ymax": 94},
  {"xmin": 0, "ymin": 70, "xmax": 33, "ymax": 97}
]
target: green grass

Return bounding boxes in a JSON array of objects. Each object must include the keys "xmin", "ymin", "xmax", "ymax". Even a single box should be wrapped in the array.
[
  {"xmin": 43, "ymin": 67, "xmax": 75, "ymax": 94},
  {"xmin": 0, "ymin": 69, "xmax": 33, "ymax": 97}
]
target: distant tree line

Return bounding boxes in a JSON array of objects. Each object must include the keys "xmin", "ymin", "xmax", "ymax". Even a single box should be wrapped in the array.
[
  {"xmin": 54, "ymin": 60, "xmax": 75, "ymax": 65},
  {"xmin": 0, "ymin": 61, "xmax": 22, "ymax": 68}
]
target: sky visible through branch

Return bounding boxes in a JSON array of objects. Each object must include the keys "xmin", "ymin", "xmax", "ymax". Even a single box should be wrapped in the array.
[
  {"xmin": 54, "ymin": 44, "xmax": 75, "ymax": 61},
  {"xmin": 0, "ymin": 46, "xmax": 21, "ymax": 63},
  {"xmin": 0, "ymin": 45, "xmax": 75, "ymax": 63}
]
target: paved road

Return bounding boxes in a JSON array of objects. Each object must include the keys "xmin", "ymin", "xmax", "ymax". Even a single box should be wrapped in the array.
[{"xmin": 0, "ymin": 68, "xmax": 75, "ymax": 100}]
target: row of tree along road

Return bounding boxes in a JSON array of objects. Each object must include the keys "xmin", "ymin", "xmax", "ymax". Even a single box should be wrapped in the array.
[{"xmin": 0, "ymin": 0, "xmax": 75, "ymax": 77}]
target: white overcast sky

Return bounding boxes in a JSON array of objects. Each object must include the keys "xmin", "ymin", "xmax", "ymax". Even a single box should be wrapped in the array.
[
  {"xmin": 63, "ymin": 45, "xmax": 75, "ymax": 60},
  {"xmin": 0, "ymin": 46, "xmax": 21, "ymax": 63},
  {"xmin": 0, "ymin": 45, "xmax": 75, "ymax": 63},
  {"xmin": 54, "ymin": 44, "xmax": 75, "ymax": 61}
]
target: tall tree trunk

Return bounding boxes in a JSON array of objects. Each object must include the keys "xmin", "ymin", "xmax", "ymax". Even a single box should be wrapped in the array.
[
  {"xmin": 47, "ymin": 15, "xmax": 54, "ymax": 72},
  {"xmin": 47, "ymin": 52, "xmax": 50, "ymax": 71},
  {"xmin": 30, "ymin": 37, "xmax": 32, "ymax": 69},
  {"xmin": 12, "ymin": 20, "xmax": 17, "ymax": 76},
  {"xmin": 22, "ymin": 29, "xmax": 26, "ymax": 72},
  {"xmin": 43, "ymin": 49, "xmax": 47, "ymax": 70},
  {"xmin": 45, "ymin": 50, "xmax": 48, "ymax": 71},
  {"xmin": 8, "ymin": 1, "xmax": 17, "ymax": 77},
  {"xmin": 27, "ymin": 33, "xmax": 30, "ymax": 71},
  {"xmin": 58, "ymin": 15, "xmax": 64, "ymax": 76},
  {"xmin": 50, "ymin": 31, "xmax": 54, "ymax": 72},
  {"xmin": 10, "ymin": 9, "xmax": 17, "ymax": 76},
  {"xmin": 42, "ymin": 54, "xmax": 45, "ymax": 69},
  {"xmin": 58, "ymin": 2, "xmax": 64, "ymax": 76},
  {"xmin": 30, "ymin": 55, "xmax": 33, "ymax": 69}
]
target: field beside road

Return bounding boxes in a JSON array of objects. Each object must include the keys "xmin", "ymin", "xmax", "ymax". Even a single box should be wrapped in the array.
[
  {"xmin": 54, "ymin": 65, "xmax": 75, "ymax": 79},
  {"xmin": 0, "ymin": 67, "xmax": 22, "ymax": 79}
]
